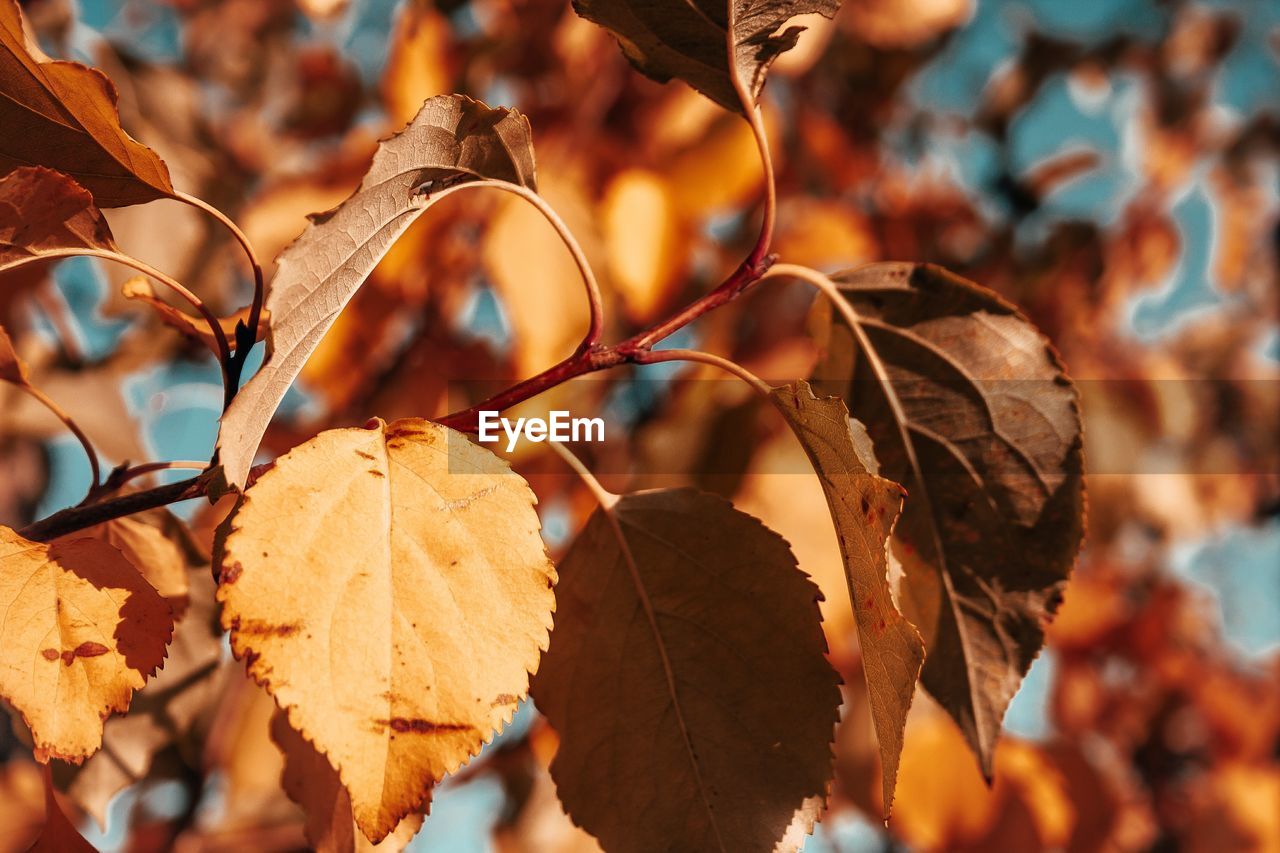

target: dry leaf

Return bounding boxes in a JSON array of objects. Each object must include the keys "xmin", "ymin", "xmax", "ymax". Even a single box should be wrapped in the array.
[
  {"xmin": 0, "ymin": 526, "xmax": 174, "ymax": 763},
  {"xmin": 272, "ymin": 711, "xmax": 427, "ymax": 852},
  {"xmin": 530, "ymin": 488, "xmax": 841, "ymax": 853},
  {"xmin": 0, "ymin": 166, "xmax": 118, "ymax": 274},
  {"xmin": 0, "ymin": 1, "xmax": 172, "ymax": 206},
  {"xmin": 121, "ymin": 275, "xmax": 267, "ymax": 357},
  {"xmin": 217, "ymin": 95, "xmax": 537, "ymax": 488},
  {"xmin": 811, "ymin": 262, "xmax": 1084, "ymax": 776},
  {"xmin": 770, "ymin": 381, "xmax": 923, "ymax": 815},
  {"xmin": 573, "ymin": 0, "xmax": 839, "ymax": 113},
  {"xmin": 216, "ymin": 417, "xmax": 556, "ymax": 841}
]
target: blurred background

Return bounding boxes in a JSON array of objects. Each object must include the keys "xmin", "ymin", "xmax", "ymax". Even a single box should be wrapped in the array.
[{"xmin": 0, "ymin": 0, "xmax": 1277, "ymax": 849}]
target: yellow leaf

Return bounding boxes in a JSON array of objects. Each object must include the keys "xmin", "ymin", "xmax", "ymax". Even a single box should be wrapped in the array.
[
  {"xmin": 0, "ymin": 527, "xmax": 174, "ymax": 764},
  {"xmin": 272, "ymin": 711, "xmax": 426, "ymax": 852},
  {"xmin": 216, "ymin": 417, "xmax": 556, "ymax": 842},
  {"xmin": 770, "ymin": 381, "xmax": 924, "ymax": 816}
]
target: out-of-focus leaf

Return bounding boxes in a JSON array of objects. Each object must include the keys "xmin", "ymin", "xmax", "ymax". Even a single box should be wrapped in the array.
[
  {"xmin": 0, "ymin": 1, "xmax": 173, "ymax": 206},
  {"xmin": 271, "ymin": 711, "xmax": 427, "ymax": 852},
  {"xmin": 0, "ymin": 527, "xmax": 174, "ymax": 763},
  {"xmin": 572, "ymin": 0, "xmax": 838, "ymax": 113},
  {"xmin": 811, "ymin": 262, "xmax": 1084, "ymax": 776},
  {"xmin": 216, "ymin": 418, "xmax": 555, "ymax": 841},
  {"xmin": 0, "ymin": 759, "xmax": 44, "ymax": 850},
  {"xmin": 55, "ymin": 508, "xmax": 192, "ymax": 609},
  {"xmin": 217, "ymin": 95, "xmax": 537, "ymax": 488},
  {"xmin": 600, "ymin": 168, "xmax": 686, "ymax": 323},
  {"xmin": 770, "ymin": 381, "xmax": 923, "ymax": 815},
  {"xmin": 382, "ymin": 4, "xmax": 454, "ymax": 128},
  {"xmin": 120, "ymin": 275, "xmax": 268, "ymax": 358},
  {"xmin": 0, "ymin": 167, "xmax": 118, "ymax": 274},
  {"xmin": 843, "ymin": 0, "xmax": 973, "ymax": 49},
  {"xmin": 530, "ymin": 488, "xmax": 840, "ymax": 853},
  {"xmin": 54, "ymin": 565, "xmax": 223, "ymax": 826}
]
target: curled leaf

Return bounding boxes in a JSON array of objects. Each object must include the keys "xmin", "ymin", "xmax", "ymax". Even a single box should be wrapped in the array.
[
  {"xmin": 771, "ymin": 380, "xmax": 923, "ymax": 815},
  {"xmin": 0, "ymin": 166, "xmax": 119, "ymax": 275},
  {"xmin": 217, "ymin": 95, "xmax": 537, "ymax": 488},
  {"xmin": 216, "ymin": 417, "xmax": 555, "ymax": 842},
  {"xmin": 573, "ymin": 0, "xmax": 838, "ymax": 113},
  {"xmin": 0, "ymin": 1, "xmax": 173, "ymax": 206},
  {"xmin": 0, "ymin": 526, "xmax": 174, "ymax": 764},
  {"xmin": 810, "ymin": 262, "xmax": 1085, "ymax": 776},
  {"xmin": 531, "ymin": 488, "xmax": 841, "ymax": 853},
  {"xmin": 121, "ymin": 276, "xmax": 267, "ymax": 357}
]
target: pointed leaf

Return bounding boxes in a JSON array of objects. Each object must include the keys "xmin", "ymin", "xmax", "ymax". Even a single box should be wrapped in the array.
[
  {"xmin": 216, "ymin": 417, "xmax": 556, "ymax": 842},
  {"xmin": 530, "ymin": 488, "xmax": 841, "ymax": 853},
  {"xmin": 810, "ymin": 262, "xmax": 1084, "ymax": 776},
  {"xmin": 0, "ymin": 526, "xmax": 174, "ymax": 763},
  {"xmin": 272, "ymin": 711, "xmax": 427, "ymax": 851},
  {"xmin": 770, "ymin": 380, "xmax": 923, "ymax": 815},
  {"xmin": 0, "ymin": 1, "xmax": 173, "ymax": 206},
  {"xmin": 573, "ymin": 0, "xmax": 838, "ymax": 113},
  {"xmin": 216, "ymin": 95, "xmax": 537, "ymax": 488},
  {"xmin": 0, "ymin": 167, "xmax": 118, "ymax": 275}
]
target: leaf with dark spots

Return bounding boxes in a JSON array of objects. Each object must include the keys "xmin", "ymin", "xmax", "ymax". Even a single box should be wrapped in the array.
[
  {"xmin": 531, "ymin": 488, "xmax": 840, "ymax": 853},
  {"xmin": 216, "ymin": 95, "xmax": 537, "ymax": 488},
  {"xmin": 809, "ymin": 262, "xmax": 1084, "ymax": 777},
  {"xmin": 573, "ymin": 0, "xmax": 838, "ymax": 113},
  {"xmin": 0, "ymin": 527, "xmax": 173, "ymax": 763},
  {"xmin": 770, "ymin": 381, "xmax": 923, "ymax": 816},
  {"xmin": 0, "ymin": 1, "xmax": 173, "ymax": 207},
  {"xmin": 216, "ymin": 417, "xmax": 554, "ymax": 842}
]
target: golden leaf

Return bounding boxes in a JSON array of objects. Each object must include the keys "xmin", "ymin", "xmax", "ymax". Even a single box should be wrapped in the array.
[
  {"xmin": 216, "ymin": 417, "xmax": 556, "ymax": 841},
  {"xmin": 0, "ymin": 526, "xmax": 174, "ymax": 764}
]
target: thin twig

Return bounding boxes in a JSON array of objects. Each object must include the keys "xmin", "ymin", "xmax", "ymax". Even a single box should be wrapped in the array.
[
  {"xmin": 634, "ymin": 348, "xmax": 771, "ymax": 396},
  {"xmin": 17, "ymin": 382, "xmax": 101, "ymax": 490},
  {"xmin": 112, "ymin": 460, "xmax": 208, "ymax": 488},
  {"xmin": 549, "ymin": 441, "xmax": 617, "ymax": 509},
  {"xmin": 19, "ymin": 475, "xmax": 205, "ymax": 541},
  {"xmin": 173, "ymin": 190, "xmax": 266, "ymax": 345},
  {"xmin": 12, "ymin": 249, "xmax": 232, "ymax": 370}
]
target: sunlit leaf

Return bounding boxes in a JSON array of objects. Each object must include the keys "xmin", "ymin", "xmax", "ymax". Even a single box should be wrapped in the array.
[
  {"xmin": 0, "ymin": 526, "xmax": 174, "ymax": 763},
  {"xmin": 217, "ymin": 95, "xmax": 537, "ymax": 488},
  {"xmin": 770, "ymin": 380, "xmax": 923, "ymax": 815},
  {"xmin": 216, "ymin": 417, "xmax": 555, "ymax": 841}
]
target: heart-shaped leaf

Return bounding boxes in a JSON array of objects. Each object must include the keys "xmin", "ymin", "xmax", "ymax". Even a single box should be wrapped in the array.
[
  {"xmin": 770, "ymin": 380, "xmax": 923, "ymax": 815},
  {"xmin": 531, "ymin": 488, "xmax": 840, "ymax": 852},
  {"xmin": 216, "ymin": 417, "xmax": 555, "ymax": 842},
  {"xmin": 0, "ymin": 526, "xmax": 174, "ymax": 764},
  {"xmin": 810, "ymin": 262, "xmax": 1084, "ymax": 776},
  {"xmin": 0, "ymin": 1, "xmax": 173, "ymax": 206},
  {"xmin": 573, "ymin": 0, "xmax": 838, "ymax": 113},
  {"xmin": 216, "ymin": 95, "xmax": 537, "ymax": 488}
]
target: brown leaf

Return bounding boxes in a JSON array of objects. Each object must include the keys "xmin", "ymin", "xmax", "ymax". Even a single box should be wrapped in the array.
[
  {"xmin": 54, "ymin": 565, "xmax": 223, "ymax": 827},
  {"xmin": 217, "ymin": 95, "xmax": 537, "ymax": 488},
  {"xmin": 810, "ymin": 262, "xmax": 1084, "ymax": 776},
  {"xmin": 0, "ymin": 322, "xmax": 27, "ymax": 385},
  {"xmin": 216, "ymin": 417, "xmax": 556, "ymax": 841},
  {"xmin": 530, "ymin": 488, "xmax": 841, "ymax": 853},
  {"xmin": 120, "ymin": 275, "xmax": 267, "ymax": 358},
  {"xmin": 573, "ymin": 0, "xmax": 838, "ymax": 113},
  {"xmin": 0, "ymin": 2, "xmax": 173, "ymax": 207},
  {"xmin": 0, "ymin": 167, "xmax": 118, "ymax": 275},
  {"xmin": 770, "ymin": 381, "xmax": 924, "ymax": 815},
  {"xmin": 271, "ymin": 711, "xmax": 427, "ymax": 852},
  {"xmin": 56, "ymin": 509, "xmax": 193, "ymax": 610},
  {"xmin": 0, "ymin": 526, "xmax": 174, "ymax": 764}
]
